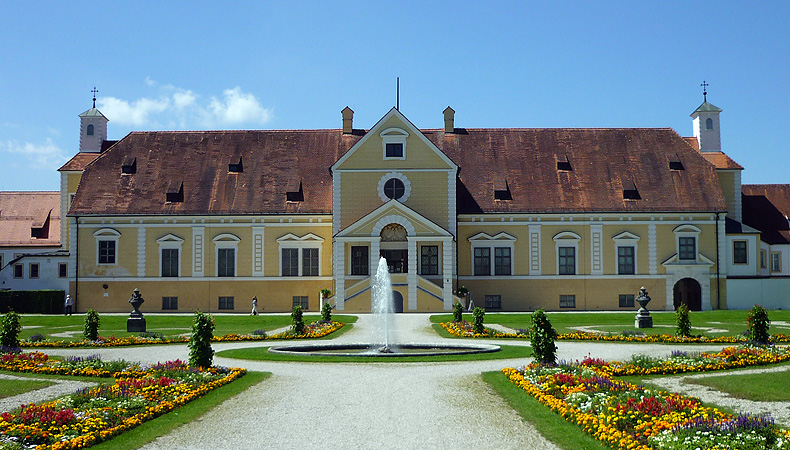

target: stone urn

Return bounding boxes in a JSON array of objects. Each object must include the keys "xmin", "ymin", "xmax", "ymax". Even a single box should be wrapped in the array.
[
  {"xmin": 634, "ymin": 286, "xmax": 653, "ymax": 328},
  {"xmin": 127, "ymin": 288, "xmax": 147, "ymax": 332}
]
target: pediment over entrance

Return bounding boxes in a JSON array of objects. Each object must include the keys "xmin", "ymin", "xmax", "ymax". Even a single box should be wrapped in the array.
[{"xmin": 335, "ymin": 199, "xmax": 452, "ymax": 239}]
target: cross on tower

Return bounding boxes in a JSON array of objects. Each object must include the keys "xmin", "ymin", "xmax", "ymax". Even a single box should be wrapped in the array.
[
  {"xmin": 700, "ymin": 81, "xmax": 709, "ymax": 102},
  {"xmin": 91, "ymin": 87, "xmax": 99, "ymax": 108}
]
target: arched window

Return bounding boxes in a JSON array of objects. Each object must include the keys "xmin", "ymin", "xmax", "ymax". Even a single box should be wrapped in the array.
[
  {"xmin": 705, "ymin": 118, "xmax": 713, "ymax": 130},
  {"xmin": 87, "ymin": 124, "xmax": 94, "ymax": 136}
]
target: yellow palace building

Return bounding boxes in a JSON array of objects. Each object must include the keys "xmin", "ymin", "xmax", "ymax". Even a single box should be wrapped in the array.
[{"xmin": 59, "ymin": 96, "xmax": 766, "ymax": 314}]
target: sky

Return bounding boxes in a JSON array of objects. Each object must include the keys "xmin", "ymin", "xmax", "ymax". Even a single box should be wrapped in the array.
[{"xmin": 1, "ymin": 1, "xmax": 788, "ymax": 191}]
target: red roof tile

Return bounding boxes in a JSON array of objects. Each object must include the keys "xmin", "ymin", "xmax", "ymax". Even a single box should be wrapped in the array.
[
  {"xmin": 58, "ymin": 153, "xmax": 101, "ymax": 171},
  {"xmin": 700, "ymin": 152, "xmax": 743, "ymax": 170},
  {"xmin": 0, "ymin": 192, "xmax": 61, "ymax": 247}
]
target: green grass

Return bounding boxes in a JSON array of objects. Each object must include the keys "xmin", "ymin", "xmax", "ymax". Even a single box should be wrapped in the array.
[
  {"xmin": 681, "ymin": 369, "xmax": 790, "ymax": 402},
  {"xmin": 15, "ymin": 314, "xmax": 357, "ymax": 342},
  {"xmin": 217, "ymin": 343, "xmax": 531, "ymax": 363},
  {"xmin": 481, "ymin": 371, "xmax": 604, "ymax": 450},
  {"xmin": 0, "ymin": 377, "xmax": 54, "ymax": 398},
  {"xmin": 87, "ymin": 371, "xmax": 270, "ymax": 450},
  {"xmin": 431, "ymin": 310, "xmax": 790, "ymax": 338}
]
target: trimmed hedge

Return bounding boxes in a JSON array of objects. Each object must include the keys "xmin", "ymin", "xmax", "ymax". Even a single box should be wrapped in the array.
[{"xmin": 0, "ymin": 290, "xmax": 65, "ymax": 314}]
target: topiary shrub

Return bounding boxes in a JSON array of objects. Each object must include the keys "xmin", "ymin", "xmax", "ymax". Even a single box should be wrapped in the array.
[
  {"xmin": 453, "ymin": 301, "xmax": 463, "ymax": 323},
  {"xmin": 676, "ymin": 303, "xmax": 691, "ymax": 337},
  {"xmin": 189, "ymin": 311, "xmax": 215, "ymax": 368},
  {"xmin": 291, "ymin": 305, "xmax": 305, "ymax": 335},
  {"xmin": 747, "ymin": 304, "xmax": 771, "ymax": 344},
  {"xmin": 472, "ymin": 307, "xmax": 485, "ymax": 334},
  {"xmin": 1, "ymin": 310, "xmax": 22, "ymax": 349},
  {"xmin": 83, "ymin": 309, "xmax": 100, "ymax": 341},
  {"xmin": 321, "ymin": 301, "xmax": 332, "ymax": 323},
  {"xmin": 529, "ymin": 309, "xmax": 558, "ymax": 364}
]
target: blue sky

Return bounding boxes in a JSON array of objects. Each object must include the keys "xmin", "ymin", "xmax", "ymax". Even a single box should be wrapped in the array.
[{"xmin": 1, "ymin": 1, "xmax": 788, "ymax": 191}]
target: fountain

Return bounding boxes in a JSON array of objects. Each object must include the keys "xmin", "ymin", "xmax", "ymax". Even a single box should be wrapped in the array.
[{"xmin": 268, "ymin": 257, "xmax": 500, "ymax": 357}]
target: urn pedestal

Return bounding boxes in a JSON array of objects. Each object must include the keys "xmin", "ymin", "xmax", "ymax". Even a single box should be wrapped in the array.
[
  {"xmin": 127, "ymin": 288, "xmax": 147, "ymax": 333},
  {"xmin": 634, "ymin": 287, "xmax": 653, "ymax": 329}
]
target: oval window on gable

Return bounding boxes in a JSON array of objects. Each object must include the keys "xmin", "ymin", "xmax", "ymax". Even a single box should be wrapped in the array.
[
  {"xmin": 87, "ymin": 124, "xmax": 94, "ymax": 136},
  {"xmin": 383, "ymin": 178, "xmax": 405, "ymax": 200}
]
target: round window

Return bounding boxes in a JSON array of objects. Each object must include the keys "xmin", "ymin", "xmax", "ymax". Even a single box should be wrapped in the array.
[{"xmin": 383, "ymin": 178, "xmax": 405, "ymax": 200}]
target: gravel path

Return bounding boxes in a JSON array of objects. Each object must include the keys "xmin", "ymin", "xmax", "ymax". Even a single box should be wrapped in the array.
[{"xmin": 0, "ymin": 374, "xmax": 96, "ymax": 413}]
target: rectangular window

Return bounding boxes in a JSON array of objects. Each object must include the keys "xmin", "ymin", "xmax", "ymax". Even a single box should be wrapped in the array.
[
  {"xmin": 161, "ymin": 248, "xmax": 179, "ymax": 277},
  {"xmin": 558, "ymin": 247, "xmax": 575, "ymax": 275},
  {"xmin": 494, "ymin": 247, "xmax": 511, "ymax": 275},
  {"xmin": 760, "ymin": 250, "xmax": 767, "ymax": 269},
  {"xmin": 293, "ymin": 296, "xmax": 309, "ymax": 309},
  {"xmin": 59, "ymin": 262, "xmax": 68, "ymax": 278},
  {"xmin": 771, "ymin": 252, "xmax": 782, "ymax": 272},
  {"xmin": 13, "ymin": 264, "xmax": 23, "ymax": 279},
  {"xmin": 351, "ymin": 246, "xmax": 369, "ymax": 275},
  {"xmin": 473, "ymin": 247, "xmax": 491, "ymax": 276},
  {"xmin": 29, "ymin": 263, "xmax": 39, "ymax": 279},
  {"xmin": 0, "ymin": 255, "xmax": 3, "ymax": 269},
  {"xmin": 282, "ymin": 248, "xmax": 299, "ymax": 276},
  {"xmin": 679, "ymin": 237, "xmax": 696, "ymax": 260},
  {"xmin": 619, "ymin": 294, "xmax": 635, "ymax": 308},
  {"xmin": 733, "ymin": 241, "xmax": 748, "ymax": 264},
  {"xmin": 98, "ymin": 240, "xmax": 116, "ymax": 264},
  {"xmin": 484, "ymin": 295, "xmax": 502, "ymax": 310},
  {"xmin": 162, "ymin": 296, "xmax": 178, "ymax": 310},
  {"xmin": 420, "ymin": 245, "xmax": 439, "ymax": 275},
  {"xmin": 218, "ymin": 296, "xmax": 234, "ymax": 310},
  {"xmin": 559, "ymin": 294, "xmax": 576, "ymax": 308},
  {"xmin": 217, "ymin": 248, "xmax": 235, "ymax": 277},
  {"xmin": 617, "ymin": 246, "xmax": 635, "ymax": 274},
  {"xmin": 302, "ymin": 248, "xmax": 319, "ymax": 276},
  {"xmin": 385, "ymin": 143, "xmax": 403, "ymax": 158}
]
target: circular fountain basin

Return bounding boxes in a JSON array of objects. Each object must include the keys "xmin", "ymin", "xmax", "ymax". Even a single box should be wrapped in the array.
[{"xmin": 267, "ymin": 342, "xmax": 500, "ymax": 357}]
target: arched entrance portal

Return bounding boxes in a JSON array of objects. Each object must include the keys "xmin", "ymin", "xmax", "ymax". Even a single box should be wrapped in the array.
[
  {"xmin": 673, "ymin": 278, "xmax": 702, "ymax": 311},
  {"xmin": 380, "ymin": 223, "xmax": 408, "ymax": 273},
  {"xmin": 392, "ymin": 290, "xmax": 404, "ymax": 313}
]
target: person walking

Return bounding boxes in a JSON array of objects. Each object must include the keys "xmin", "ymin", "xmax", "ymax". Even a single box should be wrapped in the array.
[
  {"xmin": 64, "ymin": 295, "xmax": 74, "ymax": 316},
  {"xmin": 251, "ymin": 296, "xmax": 258, "ymax": 315}
]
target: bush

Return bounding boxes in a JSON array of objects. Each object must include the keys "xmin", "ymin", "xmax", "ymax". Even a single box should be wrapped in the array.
[
  {"xmin": 0, "ymin": 290, "xmax": 65, "ymax": 314},
  {"xmin": 321, "ymin": 301, "xmax": 332, "ymax": 323},
  {"xmin": 83, "ymin": 309, "xmax": 100, "ymax": 341},
  {"xmin": 1, "ymin": 310, "xmax": 22, "ymax": 348},
  {"xmin": 291, "ymin": 305, "xmax": 305, "ymax": 335},
  {"xmin": 189, "ymin": 311, "xmax": 215, "ymax": 368},
  {"xmin": 252, "ymin": 329, "xmax": 267, "ymax": 337},
  {"xmin": 747, "ymin": 304, "xmax": 770, "ymax": 344},
  {"xmin": 472, "ymin": 307, "xmax": 485, "ymax": 334},
  {"xmin": 453, "ymin": 301, "xmax": 463, "ymax": 323},
  {"xmin": 676, "ymin": 303, "xmax": 691, "ymax": 337},
  {"xmin": 529, "ymin": 309, "xmax": 558, "ymax": 364}
]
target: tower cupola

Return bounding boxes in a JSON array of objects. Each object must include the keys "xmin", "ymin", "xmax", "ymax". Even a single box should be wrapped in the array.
[
  {"xmin": 690, "ymin": 82, "xmax": 722, "ymax": 152},
  {"xmin": 79, "ymin": 87, "xmax": 108, "ymax": 153}
]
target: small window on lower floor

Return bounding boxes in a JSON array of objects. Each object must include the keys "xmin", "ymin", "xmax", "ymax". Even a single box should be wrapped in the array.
[
  {"xmin": 484, "ymin": 295, "xmax": 502, "ymax": 310},
  {"xmin": 293, "ymin": 296, "xmax": 309, "ymax": 309},
  {"xmin": 13, "ymin": 264, "xmax": 23, "ymax": 279},
  {"xmin": 162, "ymin": 297, "xmax": 178, "ymax": 310},
  {"xmin": 29, "ymin": 263, "xmax": 40, "ymax": 279},
  {"xmin": 218, "ymin": 296, "xmax": 234, "ymax": 310},
  {"xmin": 619, "ymin": 294, "xmax": 635, "ymax": 308},
  {"xmin": 59, "ymin": 262, "xmax": 68, "ymax": 278},
  {"xmin": 560, "ymin": 294, "xmax": 576, "ymax": 308}
]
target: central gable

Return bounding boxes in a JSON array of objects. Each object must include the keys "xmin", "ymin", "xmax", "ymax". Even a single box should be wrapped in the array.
[
  {"xmin": 336, "ymin": 199, "xmax": 452, "ymax": 239},
  {"xmin": 332, "ymin": 108, "xmax": 456, "ymax": 171}
]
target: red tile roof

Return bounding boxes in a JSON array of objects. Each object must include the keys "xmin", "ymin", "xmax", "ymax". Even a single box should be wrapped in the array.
[
  {"xmin": 70, "ymin": 127, "xmax": 727, "ymax": 216},
  {"xmin": 58, "ymin": 153, "xmax": 102, "ymax": 171},
  {"xmin": 0, "ymin": 192, "xmax": 61, "ymax": 247},
  {"xmin": 700, "ymin": 152, "xmax": 744, "ymax": 170},
  {"xmin": 742, "ymin": 184, "xmax": 790, "ymax": 245}
]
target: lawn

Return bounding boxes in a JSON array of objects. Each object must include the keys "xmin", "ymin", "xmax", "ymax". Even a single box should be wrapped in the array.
[
  {"xmin": 15, "ymin": 314, "xmax": 358, "ymax": 342},
  {"xmin": 682, "ymin": 368, "xmax": 790, "ymax": 402},
  {"xmin": 0, "ymin": 376, "xmax": 54, "ymax": 399},
  {"xmin": 431, "ymin": 310, "xmax": 790, "ymax": 338}
]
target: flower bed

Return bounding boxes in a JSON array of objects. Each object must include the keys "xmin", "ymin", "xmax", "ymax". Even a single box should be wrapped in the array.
[
  {"xmin": 0, "ymin": 352, "xmax": 245, "ymax": 449},
  {"xmin": 503, "ymin": 351, "xmax": 790, "ymax": 449},
  {"xmin": 440, "ymin": 321, "xmax": 790, "ymax": 344},
  {"xmin": 18, "ymin": 321, "xmax": 343, "ymax": 349}
]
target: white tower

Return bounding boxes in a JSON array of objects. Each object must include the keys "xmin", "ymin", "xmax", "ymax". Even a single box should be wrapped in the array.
[
  {"xmin": 690, "ymin": 82, "xmax": 722, "ymax": 153},
  {"xmin": 78, "ymin": 88, "xmax": 108, "ymax": 153}
]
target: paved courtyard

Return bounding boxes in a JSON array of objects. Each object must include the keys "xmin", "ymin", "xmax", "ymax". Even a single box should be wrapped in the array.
[{"xmin": 8, "ymin": 314, "xmax": 783, "ymax": 449}]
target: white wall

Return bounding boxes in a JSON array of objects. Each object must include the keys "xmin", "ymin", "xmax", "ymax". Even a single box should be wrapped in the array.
[
  {"xmin": 726, "ymin": 234, "xmax": 759, "ymax": 276},
  {"xmin": 727, "ymin": 278, "xmax": 790, "ymax": 310},
  {"xmin": 0, "ymin": 250, "xmax": 69, "ymax": 292}
]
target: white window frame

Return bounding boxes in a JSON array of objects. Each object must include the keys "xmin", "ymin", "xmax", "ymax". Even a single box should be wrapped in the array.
[
  {"xmin": 554, "ymin": 231, "xmax": 581, "ymax": 275},
  {"xmin": 771, "ymin": 252, "xmax": 782, "ymax": 273},
  {"xmin": 732, "ymin": 240, "xmax": 748, "ymax": 265},
  {"xmin": 93, "ymin": 228, "xmax": 120, "ymax": 266},
  {"xmin": 377, "ymin": 172, "xmax": 412, "ymax": 203},
  {"xmin": 213, "ymin": 233, "xmax": 240, "ymax": 277},
  {"xmin": 674, "ymin": 225, "xmax": 701, "ymax": 262},
  {"xmin": 277, "ymin": 233, "xmax": 324, "ymax": 277},
  {"xmin": 380, "ymin": 127, "xmax": 408, "ymax": 161},
  {"xmin": 469, "ymin": 232, "xmax": 516, "ymax": 277},
  {"xmin": 29, "ymin": 263, "xmax": 39, "ymax": 279},
  {"xmin": 157, "ymin": 234, "xmax": 184, "ymax": 278},
  {"xmin": 613, "ymin": 231, "xmax": 640, "ymax": 275},
  {"xmin": 760, "ymin": 249, "xmax": 767, "ymax": 269}
]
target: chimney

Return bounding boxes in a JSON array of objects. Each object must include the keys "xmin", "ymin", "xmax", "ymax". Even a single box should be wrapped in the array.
[
  {"xmin": 342, "ymin": 106, "xmax": 354, "ymax": 134},
  {"xmin": 443, "ymin": 106, "xmax": 455, "ymax": 133}
]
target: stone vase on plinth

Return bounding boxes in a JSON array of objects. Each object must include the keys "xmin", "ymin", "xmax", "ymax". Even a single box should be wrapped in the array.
[
  {"xmin": 127, "ymin": 288, "xmax": 147, "ymax": 333},
  {"xmin": 634, "ymin": 287, "xmax": 653, "ymax": 329}
]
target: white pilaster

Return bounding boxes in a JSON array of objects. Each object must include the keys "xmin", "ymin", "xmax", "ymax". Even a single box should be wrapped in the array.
[
  {"xmin": 648, "ymin": 223, "xmax": 657, "ymax": 275},
  {"xmin": 252, "ymin": 226, "xmax": 265, "ymax": 277},
  {"xmin": 442, "ymin": 237, "xmax": 453, "ymax": 310},
  {"xmin": 137, "ymin": 227, "xmax": 146, "ymax": 277},
  {"xmin": 590, "ymin": 224, "xmax": 603, "ymax": 275},
  {"xmin": 407, "ymin": 238, "xmax": 417, "ymax": 310},
  {"xmin": 192, "ymin": 226, "xmax": 205, "ymax": 277},
  {"xmin": 528, "ymin": 224, "xmax": 541, "ymax": 275},
  {"xmin": 370, "ymin": 239, "xmax": 381, "ymax": 273},
  {"xmin": 717, "ymin": 215, "xmax": 727, "ymax": 276},
  {"xmin": 332, "ymin": 172, "xmax": 341, "ymax": 235},
  {"xmin": 333, "ymin": 240, "xmax": 345, "ymax": 310},
  {"xmin": 68, "ymin": 218, "xmax": 78, "ymax": 279}
]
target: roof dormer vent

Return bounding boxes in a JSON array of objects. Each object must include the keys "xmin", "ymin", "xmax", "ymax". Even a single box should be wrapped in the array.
[
  {"xmin": 623, "ymin": 180, "xmax": 641, "ymax": 200},
  {"xmin": 286, "ymin": 180, "xmax": 304, "ymax": 202},
  {"xmin": 121, "ymin": 156, "xmax": 137, "ymax": 174},
  {"xmin": 166, "ymin": 181, "xmax": 184, "ymax": 203},
  {"xmin": 229, "ymin": 157, "xmax": 243, "ymax": 173},
  {"xmin": 493, "ymin": 179, "xmax": 512, "ymax": 201},
  {"xmin": 556, "ymin": 155, "xmax": 573, "ymax": 171},
  {"xmin": 669, "ymin": 154, "xmax": 684, "ymax": 171}
]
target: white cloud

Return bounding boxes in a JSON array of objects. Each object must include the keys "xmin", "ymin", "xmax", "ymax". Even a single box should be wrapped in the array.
[
  {"xmin": 0, "ymin": 138, "xmax": 68, "ymax": 169},
  {"xmin": 95, "ymin": 82, "xmax": 273, "ymax": 130}
]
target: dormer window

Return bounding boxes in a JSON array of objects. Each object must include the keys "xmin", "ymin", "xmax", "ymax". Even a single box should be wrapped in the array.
[
  {"xmin": 556, "ymin": 155, "xmax": 573, "ymax": 171},
  {"xmin": 623, "ymin": 180, "xmax": 641, "ymax": 200},
  {"xmin": 166, "ymin": 181, "xmax": 184, "ymax": 203},
  {"xmin": 669, "ymin": 154, "xmax": 684, "ymax": 171},
  {"xmin": 122, "ymin": 156, "xmax": 137, "ymax": 174},
  {"xmin": 87, "ymin": 124, "xmax": 94, "ymax": 136},
  {"xmin": 385, "ymin": 143, "xmax": 403, "ymax": 158},
  {"xmin": 229, "ymin": 157, "xmax": 243, "ymax": 173},
  {"xmin": 705, "ymin": 118, "xmax": 713, "ymax": 130},
  {"xmin": 493, "ymin": 180, "xmax": 512, "ymax": 201},
  {"xmin": 286, "ymin": 181, "xmax": 304, "ymax": 202},
  {"xmin": 380, "ymin": 128, "xmax": 408, "ymax": 160}
]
